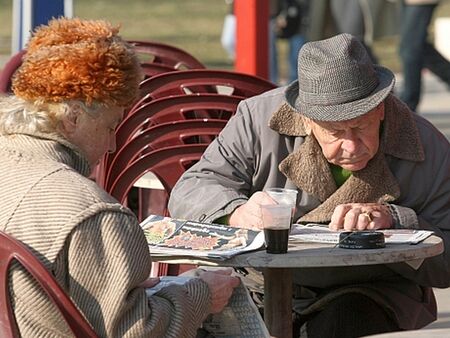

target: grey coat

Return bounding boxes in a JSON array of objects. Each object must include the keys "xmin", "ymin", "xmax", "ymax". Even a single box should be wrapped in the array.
[{"xmin": 169, "ymin": 87, "xmax": 450, "ymax": 329}]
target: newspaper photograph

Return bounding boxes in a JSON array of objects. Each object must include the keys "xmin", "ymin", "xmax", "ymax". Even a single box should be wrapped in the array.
[{"xmin": 140, "ymin": 214, "xmax": 265, "ymax": 260}]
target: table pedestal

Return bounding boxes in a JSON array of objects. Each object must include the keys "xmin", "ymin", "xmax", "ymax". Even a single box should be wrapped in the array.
[{"xmin": 264, "ymin": 268, "xmax": 293, "ymax": 338}]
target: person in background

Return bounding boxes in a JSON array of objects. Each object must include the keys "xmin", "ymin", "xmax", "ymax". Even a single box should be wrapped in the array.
[
  {"xmin": 399, "ymin": 0, "xmax": 450, "ymax": 111},
  {"xmin": 220, "ymin": 0, "xmax": 236, "ymax": 61},
  {"xmin": 169, "ymin": 33, "xmax": 450, "ymax": 337},
  {"xmin": 0, "ymin": 17, "xmax": 239, "ymax": 337},
  {"xmin": 330, "ymin": 0, "xmax": 378, "ymax": 64},
  {"xmin": 270, "ymin": 0, "xmax": 310, "ymax": 84}
]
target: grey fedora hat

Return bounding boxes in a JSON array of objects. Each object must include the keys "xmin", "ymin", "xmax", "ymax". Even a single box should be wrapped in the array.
[{"xmin": 285, "ymin": 33, "xmax": 395, "ymax": 121}]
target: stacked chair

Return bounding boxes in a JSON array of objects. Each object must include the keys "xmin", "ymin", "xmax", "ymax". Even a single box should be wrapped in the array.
[
  {"xmin": 98, "ymin": 40, "xmax": 276, "ymax": 276},
  {"xmin": 127, "ymin": 40, "xmax": 206, "ymax": 70}
]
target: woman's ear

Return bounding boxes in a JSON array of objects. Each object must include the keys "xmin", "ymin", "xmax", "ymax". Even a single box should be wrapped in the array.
[{"xmin": 59, "ymin": 103, "xmax": 81, "ymax": 135}]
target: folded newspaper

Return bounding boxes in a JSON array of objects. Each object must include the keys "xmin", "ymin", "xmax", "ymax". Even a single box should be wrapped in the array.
[
  {"xmin": 140, "ymin": 214, "xmax": 265, "ymax": 260},
  {"xmin": 290, "ymin": 223, "xmax": 434, "ymax": 245},
  {"xmin": 146, "ymin": 276, "xmax": 270, "ymax": 338}
]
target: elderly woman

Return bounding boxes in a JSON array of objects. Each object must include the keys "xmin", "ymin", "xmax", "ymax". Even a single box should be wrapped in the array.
[{"xmin": 0, "ymin": 18, "xmax": 238, "ymax": 337}]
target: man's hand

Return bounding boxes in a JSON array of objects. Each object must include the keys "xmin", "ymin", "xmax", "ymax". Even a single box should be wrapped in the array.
[
  {"xmin": 197, "ymin": 268, "xmax": 240, "ymax": 314},
  {"xmin": 228, "ymin": 192, "xmax": 277, "ymax": 230},
  {"xmin": 329, "ymin": 203, "xmax": 394, "ymax": 231}
]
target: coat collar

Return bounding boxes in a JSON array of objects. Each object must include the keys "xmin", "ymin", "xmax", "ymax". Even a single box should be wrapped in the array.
[
  {"xmin": 268, "ymin": 94, "xmax": 424, "ymax": 223},
  {"xmin": 0, "ymin": 131, "xmax": 91, "ymax": 177}
]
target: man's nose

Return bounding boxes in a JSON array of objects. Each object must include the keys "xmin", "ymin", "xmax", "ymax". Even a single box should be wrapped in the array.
[{"xmin": 341, "ymin": 134, "xmax": 359, "ymax": 154}]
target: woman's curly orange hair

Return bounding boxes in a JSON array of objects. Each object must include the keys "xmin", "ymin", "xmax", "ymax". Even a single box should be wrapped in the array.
[{"xmin": 12, "ymin": 17, "xmax": 142, "ymax": 107}]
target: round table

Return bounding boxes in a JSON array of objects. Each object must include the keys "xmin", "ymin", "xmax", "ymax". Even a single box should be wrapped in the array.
[{"xmin": 154, "ymin": 236, "xmax": 444, "ymax": 338}]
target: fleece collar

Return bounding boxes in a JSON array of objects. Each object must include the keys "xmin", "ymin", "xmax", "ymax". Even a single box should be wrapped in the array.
[{"xmin": 268, "ymin": 94, "xmax": 424, "ymax": 223}]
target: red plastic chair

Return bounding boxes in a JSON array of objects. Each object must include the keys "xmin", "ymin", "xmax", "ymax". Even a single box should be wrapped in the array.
[
  {"xmin": 108, "ymin": 144, "xmax": 208, "ymax": 206},
  {"xmin": 105, "ymin": 119, "xmax": 226, "ymax": 190},
  {"xmin": 0, "ymin": 231, "xmax": 98, "ymax": 338},
  {"xmin": 137, "ymin": 69, "xmax": 276, "ymax": 106},
  {"xmin": 140, "ymin": 62, "xmax": 178, "ymax": 79},
  {"xmin": 119, "ymin": 93, "xmax": 241, "ymax": 148},
  {"xmin": 92, "ymin": 94, "xmax": 240, "ymax": 188},
  {"xmin": 127, "ymin": 40, "xmax": 205, "ymax": 70},
  {"xmin": 0, "ymin": 50, "xmax": 26, "ymax": 94}
]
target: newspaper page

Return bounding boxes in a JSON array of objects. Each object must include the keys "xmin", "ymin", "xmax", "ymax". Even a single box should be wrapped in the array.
[
  {"xmin": 290, "ymin": 223, "xmax": 434, "ymax": 245},
  {"xmin": 140, "ymin": 214, "xmax": 265, "ymax": 260},
  {"xmin": 146, "ymin": 276, "xmax": 270, "ymax": 338}
]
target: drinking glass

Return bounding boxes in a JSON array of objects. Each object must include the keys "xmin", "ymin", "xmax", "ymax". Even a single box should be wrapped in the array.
[
  {"xmin": 261, "ymin": 204, "xmax": 292, "ymax": 254},
  {"xmin": 264, "ymin": 188, "xmax": 298, "ymax": 224}
]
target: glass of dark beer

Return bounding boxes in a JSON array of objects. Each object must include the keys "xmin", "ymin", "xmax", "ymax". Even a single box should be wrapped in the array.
[{"xmin": 261, "ymin": 204, "xmax": 292, "ymax": 254}]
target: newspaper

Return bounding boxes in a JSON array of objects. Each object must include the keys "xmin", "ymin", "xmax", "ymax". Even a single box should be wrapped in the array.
[
  {"xmin": 140, "ymin": 214, "xmax": 265, "ymax": 260},
  {"xmin": 146, "ymin": 276, "xmax": 270, "ymax": 338},
  {"xmin": 290, "ymin": 223, "xmax": 434, "ymax": 245}
]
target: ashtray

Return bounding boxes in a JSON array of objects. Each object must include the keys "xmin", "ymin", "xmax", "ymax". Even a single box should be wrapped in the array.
[{"xmin": 338, "ymin": 231, "xmax": 385, "ymax": 249}]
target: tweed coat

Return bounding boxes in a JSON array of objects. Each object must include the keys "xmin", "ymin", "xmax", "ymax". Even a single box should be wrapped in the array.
[
  {"xmin": 0, "ymin": 131, "xmax": 211, "ymax": 337},
  {"xmin": 169, "ymin": 87, "xmax": 450, "ymax": 330}
]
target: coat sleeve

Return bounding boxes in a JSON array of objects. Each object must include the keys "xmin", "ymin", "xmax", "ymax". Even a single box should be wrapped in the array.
[
  {"xmin": 63, "ymin": 210, "xmax": 211, "ymax": 338},
  {"xmin": 168, "ymin": 100, "xmax": 259, "ymax": 223}
]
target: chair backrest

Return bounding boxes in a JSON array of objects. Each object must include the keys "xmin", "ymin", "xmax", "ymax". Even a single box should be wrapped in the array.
[
  {"xmin": 127, "ymin": 40, "xmax": 205, "ymax": 70},
  {"xmin": 0, "ymin": 231, "xmax": 98, "ymax": 338},
  {"xmin": 108, "ymin": 144, "xmax": 208, "ymax": 205},
  {"xmin": 105, "ymin": 119, "xmax": 226, "ymax": 189},
  {"xmin": 137, "ymin": 69, "xmax": 276, "ymax": 104},
  {"xmin": 0, "ymin": 50, "xmax": 26, "ymax": 94},
  {"xmin": 140, "ymin": 62, "xmax": 178, "ymax": 79},
  {"xmin": 93, "ymin": 93, "xmax": 240, "ymax": 188},
  {"xmin": 118, "ymin": 93, "xmax": 242, "ymax": 149}
]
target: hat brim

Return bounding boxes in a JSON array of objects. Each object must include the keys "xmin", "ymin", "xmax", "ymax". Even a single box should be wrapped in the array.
[{"xmin": 284, "ymin": 65, "xmax": 395, "ymax": 122}]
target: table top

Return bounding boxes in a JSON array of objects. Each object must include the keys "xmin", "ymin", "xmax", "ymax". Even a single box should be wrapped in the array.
[{"xmin": 153, "ymin": 235, "xmax": 444, "ymax": 269}]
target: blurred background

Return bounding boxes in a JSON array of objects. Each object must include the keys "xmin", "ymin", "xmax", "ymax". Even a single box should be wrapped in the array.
[{"xmin": 1, "ymin": 0, "xmax": 449, "ymax": 82}]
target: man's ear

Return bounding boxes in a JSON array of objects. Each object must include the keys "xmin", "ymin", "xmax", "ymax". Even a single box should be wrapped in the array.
[{"xmin": 302, "ymin": 116, "xmax": 313, "ymax": 135}]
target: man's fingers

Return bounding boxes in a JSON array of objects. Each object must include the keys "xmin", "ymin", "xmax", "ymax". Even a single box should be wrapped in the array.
[
  {"xmin": 356, "ymin": 212, "xmax": 372, "ymax": 230},
  {"xmin": 330, "ymin": 204, "xmax": 351, "ymax": 229},
  {"xmin": 342, "ymin": 207, "xmax": 361, "ymax": 231}
]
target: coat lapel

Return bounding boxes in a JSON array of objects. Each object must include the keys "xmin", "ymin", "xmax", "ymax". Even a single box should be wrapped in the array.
[{"xmin": 268, "ymin": 94, "xmax": 423, "ymax": 223}]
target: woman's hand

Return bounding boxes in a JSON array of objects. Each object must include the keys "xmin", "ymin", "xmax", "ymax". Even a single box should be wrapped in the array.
[
  {"xmin": 197, "ymin": 268, "xmax": 240, "ymax": 314},
  {"xmin": 329, "ymin": 203, "xmax": 394, "ymax": 231}
]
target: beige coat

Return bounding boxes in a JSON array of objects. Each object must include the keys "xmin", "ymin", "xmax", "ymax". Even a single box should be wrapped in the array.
[{"xmin": 0, "ymin": 131, "xmax": 211, "ymax": 337}]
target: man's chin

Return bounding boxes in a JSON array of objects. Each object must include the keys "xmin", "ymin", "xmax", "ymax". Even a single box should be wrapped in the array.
[{"xmin": 339, "ymin": 160, "xmax": 368, "ymax": 171}]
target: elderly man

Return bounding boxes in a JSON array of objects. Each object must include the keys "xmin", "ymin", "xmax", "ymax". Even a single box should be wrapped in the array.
[{"xmin": 169, "ymin": 33, "xmax": 450, "ymax": 337}]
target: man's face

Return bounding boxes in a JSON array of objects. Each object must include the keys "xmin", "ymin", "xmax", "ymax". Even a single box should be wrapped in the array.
[{"xmin": 306, "ymin": 103, "xmax": 385, "ymax": 171}]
